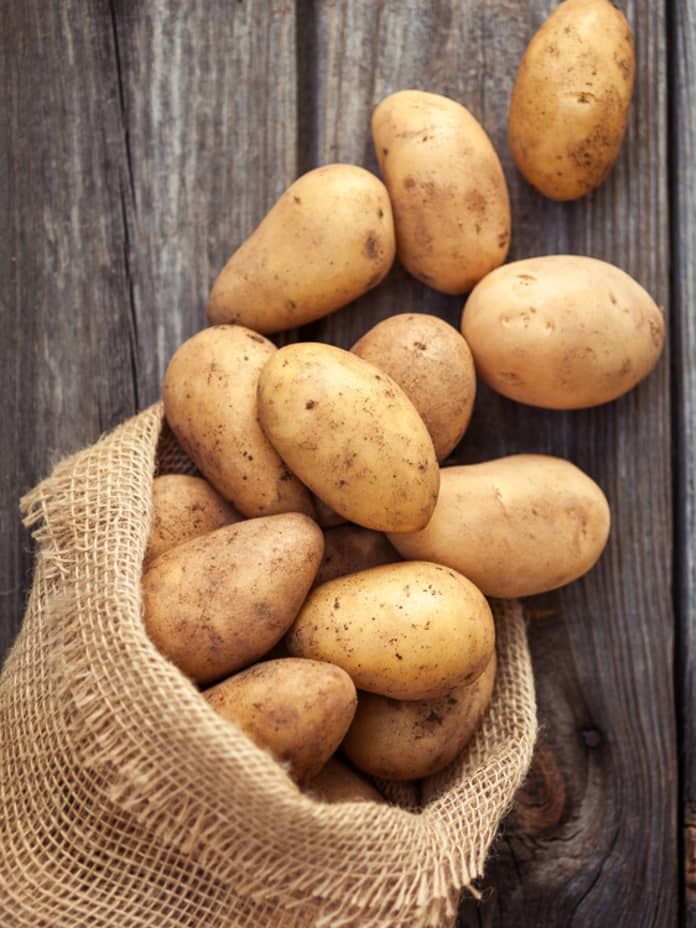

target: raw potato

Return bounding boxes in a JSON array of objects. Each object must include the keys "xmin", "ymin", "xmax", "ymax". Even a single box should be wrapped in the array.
[
  {"xmin": 343, "ymin": 653, "xmax": 496, "ymax": 780},
  {"xmin": 372, "ymin": 90, "xmax": 510, "ymax": 294},
  {"xmin": 315, "ymin": 525, "xmax": 399, "ymax": 586},
  {"xmin": 145, "ymin": 475, "xmax": 242, "ymax": 563},
  {"xmin": 207, "ymin": 165, "xmax": 395, "ymax": 333},
  {"xmin": 163, "ymin": 325, "xmax": 313, "ymax": 517},
  {"xmin": 257, "ymin": 343, "xmax": 439, "ymax": 532},
  {"xmin": 312, "ymin": 495, "xmax": 346, "ymax": 529},
  {"xmin": 305, "ymin": 758, "xmax": 385, "ymax": 804},
  {"xmin": 142, "ymin": 514, "xmax": 324, "ymax": 684},
  {"xmin": 509, "ymin": 0, "xmax": 635, "ymax": 201},
  {"xmin": 389, "ymin": 457, "xmax": 610, "ymax": 598},
  {"xmin": 287, "ymin": 562, "xmax": 495, "ymax": 701},
  {"xmin": 352, "ymin": 313, "xmax": 476, "ymax": 460},
  {"xmin": 462, "ymin": 256, "xmax": 664, "ymax": 409},
  {"xmin": 204, "ymin": 659, "xmax": 357, "ymax": 783}
]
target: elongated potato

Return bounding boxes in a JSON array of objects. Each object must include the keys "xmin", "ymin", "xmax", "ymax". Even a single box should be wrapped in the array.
[
  {"xmin": 208, "ymin": 165, "xmax": 395, "ymax": 333},
  {"xmin": 315, "ymin": 525, "xmax": 399, "ymax": 586},
  {"xmin": 343, "ymin": 653, "xmax": 496, "ymax": 780},
  {"xmin": 389, "ymin": 457, "xmax": 610, "ymax": 598},
  {"xmin": 305, "ymin": 758, "xmax": 385, "ymax": 804},
  {"xmin": 142, "ymin": 514, "xmax": 324, "ymax": 684},
  {"xmin": 372, "ymin": 90, "xmax": 510, "ymax": 293},
  {"xmin": 509, "ymin": 0, "xmax": 635, "ymax": 201},
  {"xmin": 352, "ymin": 313, "xmax": 476, "ymax": 459},
  {"xmin": 145, "ymin": 475, "xmax": 242, "ymax": 563},
  {"xmin": 287, "ymin": 562, "xmax": 494, "ymax": 700},
  {"xmin": 163, "ymin": 325, "xmax": 313, "ymax": 517},
  {"xmin": 462, "ymin": 256, "xmax": 664, "ymax": 408},
  {"xmin": 205, "ymin": 659, "xmax": 357, "ymax": 783},
  {"xmin": 257, "ymin": 343, "xmax": 439, "ymax": 532}
]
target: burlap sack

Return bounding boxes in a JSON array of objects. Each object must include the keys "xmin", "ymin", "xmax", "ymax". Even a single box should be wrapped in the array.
[{"xmin": 0, "ymin": 404, "xmax": 537, "ymax": 928}]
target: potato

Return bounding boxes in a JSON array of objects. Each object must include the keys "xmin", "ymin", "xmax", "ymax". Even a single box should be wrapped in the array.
[
  {"xmin": 142, "ymin": 514, "xmax": 323, "ymax": 684},
  {"xmin": 305, "ymin": 758, "xmax": 385, "ymax": 804},
  {"xmin": 343, "ymin": 653, "xmax": 496, "ymax": 780},
  {"xmin": 205, "ymin": 659, "xmax": 356, "ymax": 783},
  {"xmin": 287, "ymin": 562, "xmax": 494, "ymax": 701},
  {"xmin": 509, "ymin": 0, "xmax": 635, "ymax": 201},
  {"xmin": 257, "ymin": 343, "xmax": 439, "ymax": 532},
  {"xmin": 352, "ymin": 313, "xmax": 476, "ymax": 460},
  {"xmin": 207, "ymin": 165, "xmax": 395, "ymax": 333},
  {"xmin": 461, "ymin": 256, "xmax": 664, "ymax": 409},
  {"xmin": 372, "ymin": 90, "xmax": 510, "ymax": 294},
  {"xmin": 312, "ymin": 495, "xmax": 346, "ymax": 528},
  {"xmin": 389, "ymin": 457, "xmax": 610, "ymax": 598},
  {"xmin": 145, "ymin": 475, "xmax": 242, "ymax": 563},
  {"xmin": 163, "ymin": 325, "xmax": 313, "ymax": 517},
  {"xmin": 315, "ymin": 525, "xmax": 399, "ymax": 586}
]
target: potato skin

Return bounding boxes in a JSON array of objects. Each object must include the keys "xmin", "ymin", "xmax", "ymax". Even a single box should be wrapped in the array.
[
  {"xmin": 461, "ymin": 256, "xmax": 664, "ymax": 409},
  {"xmin": 142, "ymin": 514, "xmax": 324, "ymax": 684},
  {"xmin": 389, "ymin": 457, "xmax": 610, "ymax": 598},
  {"xmin": 163, "ymin": 325, "xmax": 313, "ymax": 518},
  {"xmin": 372, "ymin": 90, "xmax": 510, "ymax": 294},
  {"xmin": 343, "ymin": 653, "xmax": 496, "ymax": 781},
  {"xmin": 508, "ymin": 0, "xmax": 635, "ymax": 201},
  {"xmin": 315, "ymin": 525, "xmax": 399, "ymax": 587},
  {"xmin": 305, "ymin": 758, "xmax": 385, "ymax": 804},
  {"xmin": 145, "ymin": 475, "xmax": 242, "ymax": 563},
  {"xmin": 207, "ymin": 165, "xmax": 395, "ymax": 333},
  {"xmin": 287, "ymin": 562, "xmax": 495, "ymax": 701},
  {"xmin": 352, "ymin": 313, "xmax": 476, "ymax": 460},
  {"xmin": 204, "ymin": 659, "xmax": 357, "ymax": 783},
  {"xmin": 257, "ymin": 343, "xmax": 439, "ymax": 532},
  {"xmin": 312, "ymin": 496, "xmax": 346, "ymax": 528}
]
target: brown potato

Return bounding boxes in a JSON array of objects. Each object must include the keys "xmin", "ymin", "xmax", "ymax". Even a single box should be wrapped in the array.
[
  {"xmin": 145, "ymin": 475, "xmax": 242, "ymax": 563},
  {"xmin": 315, "ymin": 525, "xmax": 399, "ymax": 586},
  {"xmin": 142, "ymin": 514, "xmax": 324, "ymax": 684},
  {"xmin": 204, "ymin": 659, "xmax": 357, "ymax": 783},
  {"xmin": 163, "ymin": 325, "xmax": 313, "ymax": 518},
  {"xmin": 305, "ymin": 758, "xmax": 385, "ymax": 804},
  {"xmin": 509, "ymin": 0, "xmax": 635, "ymax": 201},
  {"xmin": 343, "ymin": 653, "xmax": 496, "ymax": 780},
  {"xmin": 207, "ymin": 164, "xmax": 395, "ymax": 333},
  {"xmin": 312, "ymin": 495, "xmax": 346, "ymax": 528},
  {"xmin": 352, "ymin": 313, "xmax": 476, "ymax": 460}
]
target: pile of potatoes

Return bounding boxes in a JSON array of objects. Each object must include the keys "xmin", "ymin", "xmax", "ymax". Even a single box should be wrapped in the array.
[{"xmin": 142, "ymin": 0, "xmax": 664, "ymax": 802}]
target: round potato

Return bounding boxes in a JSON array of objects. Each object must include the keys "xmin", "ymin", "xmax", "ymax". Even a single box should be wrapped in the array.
[
  {"xmin": 257, "ymin": 343, "xmax": 439, "ymax": 532},
  {"xmin": 372, "ymin": 90, "xmax": 510, "ymax": 293},
  {"xmin": 163, "ymin": 325, "xmax": 313, "ymax": 517},
  {"xmin": 287, "ymin": 562, "xmax": 494, "ymax": 701},
  {"xmin": 207, "ymin": 165, "xmax": 395, "ymax": 333},
  {"xmin": 343, "ymin": 653, "xmax": 496, "ymax": 780},
  {"xmin": 389, "ymin": 457, "xmax": 610, "ymax": 598},
  {"xmin": 204, "ymin": 659, "xmax": 357, "ymax": 783},
  {"xmin": 352, "ymin": 313, "xmax": 476, "ymax": 460},
  {"xmin": 461, "ymin": 256, "xmax": 664, "ymax": 409},
  {"xmin": 145, "ymin": 474, "xmax": 242, "ymax": 563},
  {"xmin": 142, "ymin": 514, "xmax": 324, "ymax": 684},
  {"xmin": 509, "ymin": 0, "xmax": 635, "ymax": 201},
  {"xmin": 315, "ymin": 525, "xmax": 399, "ymax": 587},
  {"xmin": 305, "ymin": 758, "xmax": 385, "ymax": 804}
]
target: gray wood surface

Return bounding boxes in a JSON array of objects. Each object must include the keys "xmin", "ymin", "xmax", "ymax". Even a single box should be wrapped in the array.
[{"xmin": 0, "ymin": 0, "xmax": 688, "ymax": 924}]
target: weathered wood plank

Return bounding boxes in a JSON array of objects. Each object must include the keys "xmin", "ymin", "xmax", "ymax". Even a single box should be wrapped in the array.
[{"xmin": 306, "ymin": 1, "xmax": 676, "ymax": 924}]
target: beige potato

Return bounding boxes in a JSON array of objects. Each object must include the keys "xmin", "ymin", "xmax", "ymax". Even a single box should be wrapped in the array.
[
  {"xmin": 287, "ymin": 562, "xmax": 494, "ymax": 700},
  {"xmin": 372, "ymin": 90, "xmax": 510, "ymax": 294},
  {"xmin": 145, "ymin": 475, "xmax": 242, "ymax": 563},
  {"xmin": 509, "ymin": 0, "xmax": 635, "ymax": 201},
  {"xmin": 305, "ymin": 758, "xmax": 385, "ymax": 804},
  {"xmin": 142, "ymin": 514, "xmax": 323, "ymax": 684},
  {"xmin": 315, "ymin": 525, "xmax": 399, "ymax": 586},
  {"xmin": 343, "ymin": 653, "xmax": 496, "ymax": 780},
  {"xmin": 257, "ymin": 343, "xmax": 439, "ymax": 532},
  {"xmin": 207, "ymin": 165, "xmax": 395, "ymax": 333},
  {"xmin": 462, "ymin": 256, "xmax": 664, "ymax": 409},
  {"xmin": 352, "ymin": 313, "xmax": 476, "ymax": 459},
  {"xmin": 204, "ymin": 659, "xmax": 357, "ymax": 783},
  {"xmin": 163, "ymin": 325, "xmax": 313, "ymax": 517},
  {"xmin": 389, "ymin": 457, "xmax": 610, "ymax": 598}
]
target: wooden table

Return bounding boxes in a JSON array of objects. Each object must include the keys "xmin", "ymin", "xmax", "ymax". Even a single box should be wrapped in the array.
[{"xmin": 2, "ymin": 2, "xmax": 693, "ymax": 925}]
